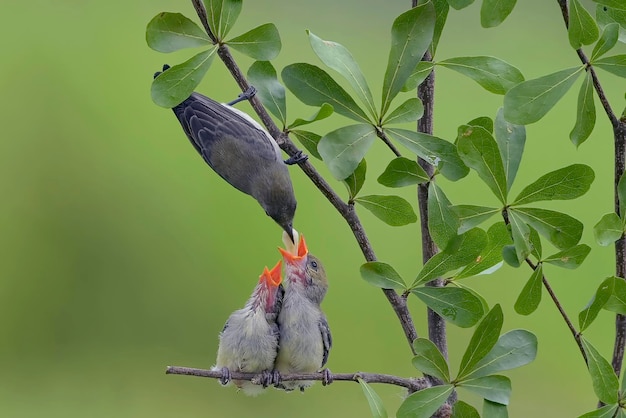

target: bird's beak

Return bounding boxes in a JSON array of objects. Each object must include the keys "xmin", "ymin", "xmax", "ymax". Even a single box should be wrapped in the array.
[
  {"xmin": 259, "ymin": 260, "xmax": 283, "ymax": 288},
  {"xmin": 279, "ymin": 234, "xmax": 308, "ymax": 265}
]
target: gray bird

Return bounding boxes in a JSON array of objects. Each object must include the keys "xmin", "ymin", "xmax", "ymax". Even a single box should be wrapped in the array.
[{"xmin": 154, "ymin": 65, "xmax": 304, "ymax": 241}]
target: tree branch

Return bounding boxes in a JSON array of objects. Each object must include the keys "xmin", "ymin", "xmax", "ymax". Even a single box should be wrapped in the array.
[
  {"xmin": 165, "ymin": 366, "xmax": 430, "ymax": 392},
  {"xmin": 375, "ymin": 126, "xmax": 402, "ymax": 157}
]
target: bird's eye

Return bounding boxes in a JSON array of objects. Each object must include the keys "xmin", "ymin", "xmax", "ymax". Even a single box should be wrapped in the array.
[{"xmin": 310, "ymin": 260, "xmax": 318, "ymax": 269}]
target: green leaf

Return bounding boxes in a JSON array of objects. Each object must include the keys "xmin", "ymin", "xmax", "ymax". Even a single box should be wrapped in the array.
[
  {"xmin": 596, "ymin": 5, "xmax": 626, "ymax": 43},
  {"xmin": 514, "ymin": 264, "xmax": 543, "ymax": 316},
  {"xmin": 582, "ymin": 337, "xmax": 620, "ymax": 404},
  {"xmin": 458, "ymin": 304, "xmax": 504, "ymax": 380},
  {"xmin": 511, "ymin": 207, "xmax": 583, "ymax": 250},
  {"xmin": 481, "ymin": 0, "xmax": 517, "ymax": 28},
  {"xmin": 592, "ymin": 23, "xmax": 620, "ymax": 61},
  {"xmin": 378, "ymin": 157, "xmax": 430, "ymax": 188},
  {"xmin": 228, "ymin": 23, "xmax": 281, "ymax": 60},
  {"xmin": 502, "ymin": 245, "xmax": 521, "ymax": 267},
  {"xmin": 413, "ymin": 229, "xmax": 488, "ymax": 287},
  {"xmin": 290, "ymin": 130, "xmax": 322, "ymax": 160},
  {"xmin": 483, "ymin": 400, "xmax": 509, "ymax": 418},
  {"xmin": 452, "ymin": 205, "xmax": 499, "ymax": 234},
  {"xmin": 432, "ymin": 0, "xmax": 450, "ymax": 55},
  {"xmin": 382, "ymin": 2, "xmax": 435, "ymax": 115},
  {"xmin": 388, "ymin": 128, "xmax": 469, "ymax": 181},
  {"xmin": 204, "ymin": 0, "xmax": 242, "ymax": 39},
  {"xmin": 604, "ymin": 276, "xmax": 626, "ymax": 314},
  {"xmin": 543, "ymin": 244, "xmax": 591, "ymax": 269},
  {"xmin": 468, "ymin": 330, "xmax": 538, "ymax": 379},
  {"xmin": 146, "ymin": 12, "xmax": 211, "ymax": 53},
  {"xmin": 397, "ymin": 385, "xmax": 453, "ymax": 418},
  {"xmin": 579, "ymin": 277, "xmax": 613, "ymax": 331},
  {"xmin": 592, "ymin": 231, "xmax": 617, "ymax": 259},
  {"xmin": 318, "ymin": 124, "xmax": 377, "ymax": 180},
  {"xmin": 459, "ymin": 375, "xmax": 511, "ymax": 405},
  {"xmin": 355, "ymin": 195, "xmax": 418, "ymax": 226},
  {"xmin": 503, "ymin": 66, "xmax": 584, "ymax": 124},
  {"xmin": 413, "ymin": 286, "xmax": 486, "ymax": 328},
  {"xmin": 508, "ymin": 210, "xmax": 532, "ymax": 263},
  {"xmin": 151, "ymin": 48, "xmax": 217, "ymax": 108},
  {"xmin": 456, "ymin": 222, "xmax": 511, "ymax": 279},
  {"xmin": 383, "ymin": 98, "xmax": 424, "ymax": 125},
  {"xmin": 593, "ymin": 0, "xmax": 626, "ymax": 11},
  {"xmin": 467, "ymin": 116, "xmax": 494, "ymax": 133},
  {"xmin": 360, "ymin": 261, "xmax": 406, "ymax": 290},
  {"xmin": 438, "ymin": 56, "xmax": 524, "ymax": 95},
  {"xmin": 529, "ymin": 227, "xmax": 543, "ymax": 259},
  {"xmin": 569, "ymin": 0, "xmax": 600, "ymax": 49},
  {"xmin": 578, "ymin": 404, "xmax": 620, "ymax": 418},
  {"xmin": 282, "ymin": 63, "xmax": 370, "ymax": 123},
  {"xmin": 343, "ymin": 159, "xmax": 367, "ymax": 199},
  {"xmin": 570, "ymin": 72, "xmax": 596, "ymax": 147},
  {"xmin": 494, "ymin": 108, "xmax": 526, "ymax": 192},
  {"xmin": 412, "ymin": 338, "xmax": 451, "ymax": 382},
  {"xmin": 357, "ymin": 378, "xmax": 388, "ymax": 418},
  {"xmin": 512, "ymin": 164, "xmax": 595, "ymax": 205},
  {"xmin": 247, "ymin": 61, "xmax": 287, "ymax": 125},
  {"xmin": 288, "ymin": 103, "xmax": 334, "ymax": 129},
  {"xmin": 402, "ymin": 61, "xmax": 435, "ymax": 92},
  {"xmin": 308, "ymin": 31, "xmax": 377, "ymax": 120},
  {"xmin": 594, "ymin": 55, "xmax": 626, "ymax": 78},
  {"xmin": 452, "ymin": 401, "xmax": 480, "ymax": 418},
  {"xmin": 447, "ymin": 0, "xmax": 474, "ymax": 10},
  {"xmin": 428, "ymin": 183, "xmax": 460, "ymax": 249},
  {"xmin": 457, "ymin": 125, "xmax": 508, "ymax": 204}
]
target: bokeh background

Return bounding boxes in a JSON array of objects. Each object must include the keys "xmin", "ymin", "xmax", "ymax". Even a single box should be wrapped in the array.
[{"xmin": 1, "ymin": 0, "xmax": 625, "ymax": 416}]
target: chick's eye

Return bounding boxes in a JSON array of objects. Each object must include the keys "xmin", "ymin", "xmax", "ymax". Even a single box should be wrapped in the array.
[{"xmin": 310, "ymin": 260, "xmax": 318, "ymax": 269}]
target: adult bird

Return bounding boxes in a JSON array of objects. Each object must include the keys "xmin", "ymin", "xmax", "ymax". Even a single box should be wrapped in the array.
[{"xmin": 154, "ymin": 64, "xmax": 305, "ymax": 242}]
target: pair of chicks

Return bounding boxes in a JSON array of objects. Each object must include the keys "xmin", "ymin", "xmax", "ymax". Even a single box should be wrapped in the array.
[{"xmin": 212, "ymin": 231, "xmax": 332, "ymax": 395}]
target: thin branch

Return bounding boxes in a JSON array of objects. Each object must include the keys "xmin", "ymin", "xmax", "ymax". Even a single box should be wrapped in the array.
[
  {"xmin": 191, "ymin": 0, "xmax": 217, "ymax": 43},
  {"xmin": 165, "ymin": 366, "xmax": 430, "ymax": 392},
  {"xmin": 375, "ymin": 126, "xmax": 402, "ymax": 157}
]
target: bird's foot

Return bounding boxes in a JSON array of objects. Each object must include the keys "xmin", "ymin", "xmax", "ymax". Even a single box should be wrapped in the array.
[
  {"xmin": 271, "ymin": 370, "xmax": 284, "ymax": 389},
  {"xmin": 219, "ymin": 367, "xmax": 231, "ymax": 385},
  {"xmin": 226, "ymin": 86, "xmax": 257, "ymax": 106},
  {"xmin": 153, "ymin": 64, "xmax": 171, "ymax": 79},
  {"xmin": 321, "ymin": 368, "xmax": 333, "ymax": 386},
  {"xmin": 284, "ymin": 150, "xmax": 308, "ymax": 165},
  {"xmin": 259, "ymin": 370, "xmax": 275, "ymax": 388}
]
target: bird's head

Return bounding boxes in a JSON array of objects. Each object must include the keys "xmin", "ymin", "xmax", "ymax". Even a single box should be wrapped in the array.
[
  {"xmin": 278, "ymin": 232, "xmax": 328, "ymax": 304},
  {"xmin": 265, "ymin": 196, "xmax": 297, "ymax": 244},
  {"xmin": 255, "ymin": 260, "xmax": 284, "ymax": 315}
]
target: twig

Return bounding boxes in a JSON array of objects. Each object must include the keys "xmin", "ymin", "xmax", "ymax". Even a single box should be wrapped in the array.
[
  {"xmin": 375, "ymin": 126, "xmax": 402, "ymax": 157},
  {"xmin": 165, "ymin": 366, "xmax": 430, "ymax": 392}
]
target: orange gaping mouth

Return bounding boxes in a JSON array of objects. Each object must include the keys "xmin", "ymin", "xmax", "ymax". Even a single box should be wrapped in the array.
[
  {"xmin": 279, "ymin": 231, "xmax": 308, "ymax": 263},
  {"xmin": 260, "ymin": 259, "xmax": 282, "ymax": 287}
]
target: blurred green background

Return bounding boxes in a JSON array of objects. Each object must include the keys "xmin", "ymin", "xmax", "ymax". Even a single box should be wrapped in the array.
[{"xmin": 1, "ymin": 0, "xmax": 625, "ymax": 416}]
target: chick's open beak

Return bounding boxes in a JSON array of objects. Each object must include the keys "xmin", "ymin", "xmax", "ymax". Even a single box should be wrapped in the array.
[
  {"xmin": 278, "ymin": 234, "xmax": 308, "ymax": 265},
  {"xmin": 260, "ymin": 260, "xmax": 283, "ymax": 288}
]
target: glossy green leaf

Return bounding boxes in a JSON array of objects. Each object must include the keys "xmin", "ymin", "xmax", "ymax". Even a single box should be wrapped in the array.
[
  {"xmin": 604, "ymin": 276, "xmax": 626, "ymax": 314},
  {"xmin": 594, "ymin": 55, "xmax": 626, "ymax": 77},
  {"xmin": 570, "ymin": 72, "xmax": 596, "ymax": 147},
  {"xmin": 508, "ymin": 210, "xmax": 532, "ymax": 263},
  {"xmin": 396, "ymin": 385, "xmax": 453, "ymax": 418},
  {"xmin": 578, "ymin": 404, "xmax": 620, "ymax": 418},
  {"xmin": 460, "ymin": 375, "xmax": 512, "ymax": 405},
  {"xmin": 151, "ymin": 48, "xmax": 216, "ymax": 108},
  {"xmin": 447, "ymin": 0, "xmax": 474, "ymax": 10},
  {"xmin": 355, "ymin": 195, "xmax": 418, "ymax": 226},
  {"xmin": 481, "ymin": 0, "xmax": 517, "ymax": 28},
  {"xmin": 427, "ymin": 183, "xmax": 460, "ymax": 249},
  {"xmin": 360, "ymin": 261, "xmax": 406, "ymax": 290},
  {"xmin": 591, "ymin": 235, "xmax": 616, "ymax": 279},
  {"xmin": 593, "ymin": 0, "xmax": 626, "ymax": 11},
  {"xmin": 290, "ymin": 130, "xmax": 322, "ymax": 160},
  {"xmin": 412, "ymin": 287, "xmax": 485, "ymax": 328},
  {"xmin": 438, "ymin": 56, "xmax": 524, "ymax": 94},
  {"xmin": 467, "ymin": 330, "xmax": 538, "ymax": 379},
  {"xmin": 503, "ymin": 67, "xmax": 583, "ymax": 124},
  {"xmin": 204, "ymin": 0, "xmax": 242, "ymax": 39},
  {"xmin": 512, "ymin": 164, "xmax": 595, "ymax": 205},
  {"xmin": 592, "ymin": 23, "xmax": 620, "ymax": 61},
  {"xmin": 514, "ymin": 264, "xmax": 543, "ymax": 316},
  {"xmin": 146, "ymin": 12, "xmax": 211, "ymax": 53},
  {"xmin": 383, "ymin": 98, "xmax": 424, "ymax": 125},
  {"xmin": 289, "ymin": 103, "xmax": 334, "ymax": 129},
  {"xmin": 318, "ymin": 124, "xmax": 376, "ymax": 180},
  {"xmin": 452, "ymin": 205, "xmax": 499, "ymax": 234},
  {"xmin": 529, "ymin": 227, "xmax": 543, "ymax": 259},
  {"xmin": 412, "ymin": 338, "xmax": 450, "ymax": 382},
  {"xmin": 228, "ymin": 23, "xmax": 281, "ymax": 60},
  {"xmin": 483, "ymin": 400, "xmax": 509, "ymax": 418},
  {"xmin": 452, "ymin": 401, "xmax": 480, "ymax": 418},
  {"xmin": 512, "ymin": 207, "xmax": 583, "ymax": 250},
  {"xmin": 282, "ymin": 63, "xmax": 370, "ymax": 123},
  {"xmin": 596, "ymin": 5, "xmax": 626, "ymax": 43},
  {"xmin": 457, "ymin": 125, "xmax": 508, "ymax": 203},
  {"xmin": 579, "ymin": 277, "xmax": 613, "ymax": 331},
  {"xmin": 569, "ymin": 0, "xmax": 600, "ymax": 49},
  {"xmin": 343, "ymin": 159, "xmax": 367, "ymax": 199},
  {"xmin": 382, "ymin": 2, "xmax": 435, "ymax": 114},
  {"xmin": 247, "ymin": 61, "xmax": 286, "ymax": 124},
  {"xmin": 413, "ymin": 228, "xmax": 488, "ymax": 286},
  {"xmin": 456, "ymin": 222, "xmax": 511, "ymax": 279},
  {"xmin": 458, "ymin": 304, "xmax": 503, "ymax": 380},
  {"xmin": 432, "ymin": 0, "xmax": 450, "ymax": 55},
  {"xmin": 502, "ymin": 245, "xmax": 521, "ymax": 267},
  {"xmin": 543, "ymin": 244, "xmax": 591, "ymax": 269},
  {"xmin": 402, "ymin": 61, "xmax": 435, "ymax": 92},
  {"xmin": 494, "ymin": 108, "xmax": 526, "ymax": 191},
  {"xmin": 388, "ymin": 128, "xmax": 469, "ymax": 181},
  {"xmin": 582, "ymin": 337, "xmax": 619, "ymax": 404},
  {"xmin": 357, "ymin": 378, "xmax": 388, "ymax": 418},
  {"xmin": 308, "ymin": 31, "xmax": 377, "ymax": 119},
  {"xmin": 378, "ymin": 157, "xmax": 430, "ymax": 187},
  {"xmin": 467, "ymin": 116, "xmax": 494, "ymax": 133}
]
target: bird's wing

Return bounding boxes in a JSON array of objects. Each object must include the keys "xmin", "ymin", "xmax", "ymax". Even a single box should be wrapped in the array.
[{"xmin": 319, "ymin": 315, "xmax": 332, "ymax": 367}]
